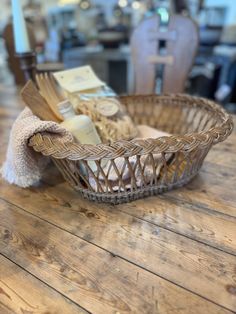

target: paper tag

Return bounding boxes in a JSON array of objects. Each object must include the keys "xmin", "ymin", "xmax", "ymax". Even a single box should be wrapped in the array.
[
  {"xmin": 96, "ymin": 99, "xmax": 120, "ymax": 117},
  {"xmin": 53, "ymin": 65, "xmax": 105, "ymax": 93}
]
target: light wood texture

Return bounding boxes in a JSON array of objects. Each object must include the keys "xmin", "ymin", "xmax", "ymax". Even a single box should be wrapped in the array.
[
  {"xmin": 0, "ymin": 199, "xmax": 232, "ymax": 314},
  {"xmin": 0, "ymin": 255, "xmax": 87, "ymax": 314},
  {"xmin": 148, "ymin": 55, "xmax": 174, "ymax": 65},
  {"xmin": 167, "ymin": 159, "xmax": 236, "ymax": 218},
  {"xmin": 1, "ymin": 180, "xmax": 236, "ymax": 311},
  {"xmin": 0, "ymin": 87, "xmax": 235, "ymax": 313},
  {"xmin": 21, "ymin": 80, "xmax": 62, "ymax": 122},
  {"xmin": 36, "ymin": 73, "xmax": 64, "ymax": 121},
  {"xmin": 131, "ymin": 15, "xmax": 198, "ymax": 94}
]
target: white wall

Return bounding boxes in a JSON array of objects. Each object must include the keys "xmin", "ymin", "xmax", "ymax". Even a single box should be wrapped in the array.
[{"xmin": 206, "ymin": 0, "xmax": 236, "ymax": 25}]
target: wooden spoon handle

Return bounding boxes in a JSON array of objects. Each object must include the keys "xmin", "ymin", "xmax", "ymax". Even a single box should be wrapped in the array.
[{"xmin": 21, "ymin": 80, "xmax": 61, "ymax": 122}]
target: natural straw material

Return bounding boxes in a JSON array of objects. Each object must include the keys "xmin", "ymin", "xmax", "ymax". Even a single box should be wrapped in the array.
[{"xmin": 29, "ymin": 94, "xmax": 233, "ymax": 204}]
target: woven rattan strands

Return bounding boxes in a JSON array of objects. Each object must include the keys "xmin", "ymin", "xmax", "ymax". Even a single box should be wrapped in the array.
[{"xmin": 29, "ymin": 94, "xmax": 233, "ymax": 204}]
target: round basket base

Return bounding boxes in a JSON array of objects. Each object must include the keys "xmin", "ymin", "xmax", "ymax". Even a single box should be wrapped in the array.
[{"xmin": 75, "ymin": 172, "xmax": 198, "ymax": 205}]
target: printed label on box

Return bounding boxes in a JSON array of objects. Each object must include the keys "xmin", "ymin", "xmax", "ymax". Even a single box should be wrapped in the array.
[{"xmin": 53, "ymin": 65, "xmax": 105, "ymax": 93}]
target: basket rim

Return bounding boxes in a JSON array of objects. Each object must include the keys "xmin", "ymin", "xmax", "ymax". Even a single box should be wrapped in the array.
[{"xmin": 29, "ymin": 94, "xmax": 234, "ymax": 160}]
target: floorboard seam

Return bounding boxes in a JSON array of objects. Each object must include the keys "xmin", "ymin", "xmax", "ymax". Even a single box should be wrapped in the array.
[
  {"xmin": 1, "ymin": 194, "xmax": 235, "ymax": 257},
  {"xmin": 159, "ymin": 194, "xmax": 236, "ymax": 220},
  {"xmin": 117, "ymin": 208, "xmax": 236, "ymax": 256},
  {"xmin": 0, "ymin": 253, "xmax": 91, "ymax": 314},
  {"xmin": 0, "ymin": 198, "xmax": 234, "ymax": 313}
]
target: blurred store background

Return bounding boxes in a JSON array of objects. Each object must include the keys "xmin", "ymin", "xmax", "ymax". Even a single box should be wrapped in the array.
[{"xmin": 1, "ymin": 0, "xmax": 236, "ymax": 112}]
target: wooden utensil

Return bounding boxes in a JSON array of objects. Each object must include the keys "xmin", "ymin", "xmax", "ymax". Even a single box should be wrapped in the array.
[
  {"xmin": 21, "ymin": 80, "xmax": 62, "ymax": 122},
  {"xmin": 36, "ymin": 73, "xmax": 65, "ymax": 121}
]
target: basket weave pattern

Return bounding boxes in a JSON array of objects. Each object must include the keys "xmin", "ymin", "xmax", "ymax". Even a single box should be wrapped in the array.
[{"xmin": 29, "ymin": 94, "xmax": 233, "ymax": 204}]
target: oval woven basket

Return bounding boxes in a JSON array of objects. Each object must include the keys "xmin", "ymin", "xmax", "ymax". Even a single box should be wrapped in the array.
[{"xmin": 29, "ymin": 94, "xmax": 233, "ymax": 204}]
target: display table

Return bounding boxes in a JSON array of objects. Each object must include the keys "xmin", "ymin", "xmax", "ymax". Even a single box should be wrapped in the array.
[{"xmin": 0, "ymin": 85, "xmax": 236, "ymax": 313}]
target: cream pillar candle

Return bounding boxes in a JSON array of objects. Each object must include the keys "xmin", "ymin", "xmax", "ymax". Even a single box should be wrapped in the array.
[{"xmin": 11, "ymin": 0, "xmax": 31, "ymax": 53}]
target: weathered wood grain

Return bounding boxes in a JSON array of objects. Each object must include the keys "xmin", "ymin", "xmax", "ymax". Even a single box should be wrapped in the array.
[
  {"xmin": 0, "ymin": 181, "xmax": 236, "ymax": 311},
  {"xmin": 0, "ymin": 85, "xmax": 236, "ymax": 314},
  {"xmin": 118, "ymin": 194, "xmax": 236, "ymax": 255},
  {"xmin": 0, "ymin": 255, "xmax": 87, "ymax": 314},
  {"xmin": 2, "ymin": 172, "xmax": 235, "ymax": 256},
  {"xmin": 206, "ymin": 137, "xmax": 236, "ymax": 169},
  {"xmin": 131, "ymin": 15, "xmax": 198, "ymax": 94},
  {"xmin": 167, "ymin": 160, "xmax": 236, "ymax": 218},
  {"xmin": 0, "ymin": 199, "xmax": 232, "ymax": 314}
]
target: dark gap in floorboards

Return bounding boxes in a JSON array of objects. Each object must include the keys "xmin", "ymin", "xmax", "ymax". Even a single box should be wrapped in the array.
[
  {"xmin": 0, "ymin": 253, "xmax": 91, "ymax": 314},
  {"xmin": 0, "ymin": 197, "xmax": 234, "ymax": 313}
]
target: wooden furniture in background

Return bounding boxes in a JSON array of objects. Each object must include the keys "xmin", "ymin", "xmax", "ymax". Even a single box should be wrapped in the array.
[
  {"xmin": 2, "ymin": 22, "xmax": 64, "ymax": 85},
  {"xmin": 131, "ymin": 15, "xmax": 199, "ymax": 94},
  {"xmin": 2, "ymin": 22, "xmax": 36, "ymax": 85},
  {"xmin": 0, "ymin": 84, "xmax": 236, "ymax": 313}
]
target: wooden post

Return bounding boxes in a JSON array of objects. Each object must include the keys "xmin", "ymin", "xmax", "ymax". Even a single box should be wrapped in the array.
[{"xmin": 15, "ymin": 51, "xmax": 37, "ymax": 83}]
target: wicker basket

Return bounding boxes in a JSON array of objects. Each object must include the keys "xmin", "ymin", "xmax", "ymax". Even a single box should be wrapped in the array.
[{"xmin": 29, "ymin": 94, "xmax": 233, "ymax": 204}]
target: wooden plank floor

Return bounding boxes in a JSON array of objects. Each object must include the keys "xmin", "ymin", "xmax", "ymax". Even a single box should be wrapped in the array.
[{"xmin": 0, "ymin": 86, "xmax": 236, "ymax": 313}]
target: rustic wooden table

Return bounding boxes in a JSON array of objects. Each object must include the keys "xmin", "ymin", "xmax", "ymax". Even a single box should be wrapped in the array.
[{"xmin": 0, "ymin": 85, "xmax": 236, "ymax": 314}]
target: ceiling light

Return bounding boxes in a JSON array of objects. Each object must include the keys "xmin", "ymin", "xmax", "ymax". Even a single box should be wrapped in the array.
[
  {"xmin": 132, "ymin": 1, "xmax": 141, "ymax": 10},
  {"xmin": 118, "ymin": 0, "xmax": 128, "ymax": 8},
  {"xmin": 59, "ymin": 0, "xmax": 81, "ymax": 5},
  {"xmin": 80, "ymin": 0, "xmax": 91, "ymax": 10}
]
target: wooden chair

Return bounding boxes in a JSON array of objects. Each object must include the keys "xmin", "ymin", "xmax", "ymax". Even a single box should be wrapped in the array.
[{"xmin": 131, "ymin": 15, "xmax": 198, "ymax": 94}]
